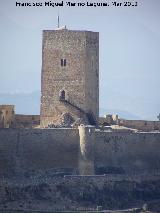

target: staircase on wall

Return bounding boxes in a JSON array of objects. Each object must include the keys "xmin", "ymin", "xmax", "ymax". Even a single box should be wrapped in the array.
[{"xmin": 60, "ymin": 98, "xmax": 97, "ymax": 125}]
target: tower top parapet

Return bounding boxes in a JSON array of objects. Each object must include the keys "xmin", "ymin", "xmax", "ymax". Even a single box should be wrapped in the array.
[{"xmin": 55, "ymin": 25, "xmax": 68, "ymax": 31}]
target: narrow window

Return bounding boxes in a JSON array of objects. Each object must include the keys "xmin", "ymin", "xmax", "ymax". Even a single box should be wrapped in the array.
[
  {"xmin": 61, "ymin": 59, "xmax": 63, "ymax": 67},
  {"xmin": 61, "ymin": 59, "xmax": 67, "ymax": 67},
  {"xmin": 61, "ymin": 90, "xmax": 65, "ymax": 100}
]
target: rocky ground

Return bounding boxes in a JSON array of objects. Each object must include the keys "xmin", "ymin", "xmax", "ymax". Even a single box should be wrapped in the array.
[{"xmin": 0, "ymin": 175, "xmax": 160, "ymax": 212}]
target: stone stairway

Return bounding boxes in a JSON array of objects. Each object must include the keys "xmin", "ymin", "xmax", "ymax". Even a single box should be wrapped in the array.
[{"xmin": 60, "ymin": 99, "xmax": 97, "ymax": 125}]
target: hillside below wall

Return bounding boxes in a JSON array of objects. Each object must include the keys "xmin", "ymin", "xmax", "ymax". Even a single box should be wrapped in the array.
[{"xmin": 1, "ymin": 175, "xmax": 160, "ymax": 212}]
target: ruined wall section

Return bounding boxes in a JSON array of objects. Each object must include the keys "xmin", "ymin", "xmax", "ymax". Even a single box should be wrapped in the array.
[{"xmin": 0, "ymin": 105, "xmax": 15, "ymax": 128}]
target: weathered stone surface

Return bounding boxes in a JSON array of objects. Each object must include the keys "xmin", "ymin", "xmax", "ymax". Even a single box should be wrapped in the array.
[
  {"xmin": 0, "ymin": 129, "xmax": 160, "ymax": 177},
  {"xmin": 40, "ymin": 29, "xmax": 99, "ymax": 127},
  {"xmin": 99, "ymin": 116, "xmax": 160, "ymax": 132},
  {"xmin": 49, "ymin": 112, "xmax": 74, "ymax": 128},
  {"xmin": 14, "ymin": 114, "xmax": 40, "ymax": 128},
  {"xmin": 0, "ymin": 105, "xmax": 15, "ymax": 128}
]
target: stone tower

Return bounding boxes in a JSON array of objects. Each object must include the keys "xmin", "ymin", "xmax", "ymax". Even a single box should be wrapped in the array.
[{"xmin": 40, "ymin": 28, "xmax": 99, "ymax": 128}]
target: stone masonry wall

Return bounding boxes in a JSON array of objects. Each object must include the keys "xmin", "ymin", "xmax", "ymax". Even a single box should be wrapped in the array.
[
  {"xmin": 119, "ymin": 119, "xmax": 160, "ymax": 131},
  {"xmin": 85, "ymin": 32, "xmax": 99, "ymax": 121},
  {"xmin": 0, "ymin": 128, "xmax": 79, "ymax": 177},
  {"xmin": 14, "ymin": 114, "xmax": 40, "ymax": 128},
  {"xmin": 95, "ymin": 131, "xmax": 160, "ymax": 175},
  {"xmin": 0, "ymin": 105, "xmax": 15, "ymax": 128},
  {"xmin": 40, "ymin": 29, "xmax": 99, "ymax": 127},
  {"xmin": 0, "ymin": 128, "xmax": 160, "ymax": 177}
]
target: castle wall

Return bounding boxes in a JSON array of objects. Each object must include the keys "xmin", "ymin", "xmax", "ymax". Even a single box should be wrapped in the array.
[
  {"xmin": 0, "ymin": 128, "xmax": 79, "ymax": 177},
  {"xmin": 119, "ymin": 119, "xmax": 160, "ymax": 131},
  {"xmin": 95, "ymin": 131, "xmax": 160, "ymax": 175},
  {"xmin": 99, "ymin": 116, "xmax": 160, "ymax": 132},
  {"xmin": 78, "ymin": 125, "xmax": 95, "ymax": 175},
  {"xmin": 14, "ymin": 114, "xmax": 40, "ymax": 128},
  {"xmin": 0, "ymin": 128, "xmax": 160, "ymax": 177}
]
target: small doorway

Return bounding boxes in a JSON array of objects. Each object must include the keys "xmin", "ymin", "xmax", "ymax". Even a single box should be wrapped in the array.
[{"xmin": 59, "ymin": 90, "xmax": 66, "ymax": 101}]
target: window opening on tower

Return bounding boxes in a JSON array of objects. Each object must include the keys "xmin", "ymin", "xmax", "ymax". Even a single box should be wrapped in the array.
[{"xmin": 61, "ymin": 59, "xmax": 66, "ymax": 67}]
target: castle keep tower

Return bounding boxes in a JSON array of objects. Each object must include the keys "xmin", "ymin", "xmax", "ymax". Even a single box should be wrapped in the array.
[{"xmin": 40, "ymin": 28, "xmax": 99, "ymax": 127}]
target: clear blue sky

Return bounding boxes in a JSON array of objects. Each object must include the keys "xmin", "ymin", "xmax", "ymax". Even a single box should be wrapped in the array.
[{"xmin": 0, "ymin": 0, "xmax": 160, "ymax": 120}]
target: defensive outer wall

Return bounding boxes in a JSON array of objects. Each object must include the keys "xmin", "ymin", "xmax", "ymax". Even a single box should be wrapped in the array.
[{"xmin": 0, "ymin": 126, "xmax": 160, "ymax": 178}]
